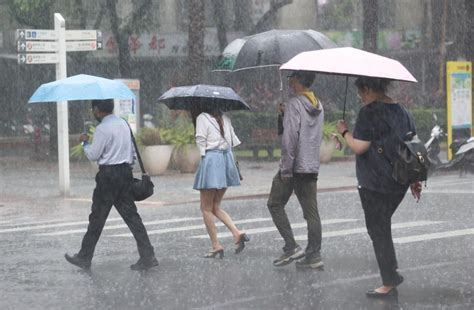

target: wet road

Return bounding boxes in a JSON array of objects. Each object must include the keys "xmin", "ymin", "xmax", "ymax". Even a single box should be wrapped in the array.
[{"xmin": 0, "ymin": 174, "xmax": 473, "ymax": 309}]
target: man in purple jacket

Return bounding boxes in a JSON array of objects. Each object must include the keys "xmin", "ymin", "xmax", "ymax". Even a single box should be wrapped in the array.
[{"xmin": 267, "ymin": 71, "xmax": 324, "ymax": 269}]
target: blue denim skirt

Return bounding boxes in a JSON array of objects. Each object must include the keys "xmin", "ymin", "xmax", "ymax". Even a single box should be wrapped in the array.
[{"xmin": 193, "ymin": 149, "xmax": 241, "ymax": 190}]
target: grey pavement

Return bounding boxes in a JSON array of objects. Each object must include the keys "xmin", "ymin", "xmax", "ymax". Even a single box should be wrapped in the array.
[
  {"xmin": 1, "ymin": 155, "xmax": 473, "ymax": 309},
  {"xmin": 0, "ymin": 156, "xmax": 357, "ymax": 205}
]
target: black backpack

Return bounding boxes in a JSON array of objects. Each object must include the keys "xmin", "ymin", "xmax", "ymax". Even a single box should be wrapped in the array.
[{"xmin": 375, "ymin": 107, "xmax": 430, "ymax": 185}]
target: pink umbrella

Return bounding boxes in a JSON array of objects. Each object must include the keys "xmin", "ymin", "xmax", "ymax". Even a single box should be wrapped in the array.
[{"xmin": 280, "ymin": 47, "xmax": 417, "ymax": 118}]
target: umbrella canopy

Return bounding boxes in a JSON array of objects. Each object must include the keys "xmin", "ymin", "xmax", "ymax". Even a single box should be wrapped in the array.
[
  {"xmin": 158, "ymin": 84, "xmax": 250, "ymax": 112},
  {"xmin": 28, "ymin": 74, "xmax": 136, "ymax": 103},
  {"xmin": 215, "ymin": 29, "xmax": 337, "ymax": 72},
  {"xmin": 280, "ymin": 47, "xmax": 417, "ymax": 119},
  {"xmin": 280, "ymin": 47, "xmax": 417, "ymax": 82}
]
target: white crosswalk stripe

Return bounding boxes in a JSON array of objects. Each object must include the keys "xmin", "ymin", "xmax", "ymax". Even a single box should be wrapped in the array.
[
  {"xmin": 293, "ymin": 220, "xmax": 444, "ymax": 240},
  {"xmin": 394, "ymin": 228, "xmax": 474, "ymax": 244},
  {"xmin": 0, "ymin": 217, "xmax": 124, "ymax": 233},
  {"xmin": 34, "ymin": 217, "xmax": 203, "ymax": 236},
  {"xmin": 111, "ymin": 217, "xmax": 275, "ymax": 237},
  {"xmin": 5, "ymin": 211, "xmax": 473, "ymax": 248},
  {"xmin": 189, "ymin": 219, "xmax": 358, "ymax": 239}
]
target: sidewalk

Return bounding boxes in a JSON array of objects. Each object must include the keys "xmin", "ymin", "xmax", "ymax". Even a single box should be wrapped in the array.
[{"xmin": 0, "ymin": 156, "xmax": 357, "ymax": 206}]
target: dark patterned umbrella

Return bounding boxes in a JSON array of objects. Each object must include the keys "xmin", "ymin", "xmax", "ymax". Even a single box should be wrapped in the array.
[
  {"xmin": 215, "ymin": 29, "xmax": 337, "ymax": 72},
  {"xmin": 157, "ymin": 84, "xmax": 250, "ymax": 111}
]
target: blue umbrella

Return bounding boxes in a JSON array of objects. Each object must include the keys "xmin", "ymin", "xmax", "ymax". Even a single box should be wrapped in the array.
[
  {"xmin": 158, "ymin": 84, "xmax": 250, "ymax": 111},
  {"xmin": 28, "ymin": 74, "xmax": 136, "ymax": 103}
]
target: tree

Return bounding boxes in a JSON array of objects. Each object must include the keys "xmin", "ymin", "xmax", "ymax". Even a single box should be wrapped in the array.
[
  {"xmin": 250, "ymin": 0, "xmax": 293, "ymax": 35},
  {"xmin": 105, "ymin": 0, "xmax": 152, "ymax": 78},
  {"xmin": 362, "ymin": 0, "xmax": 378, "ymax": 52},
  {"xmin": 211, "ymin": 0, "xmax": 228, "ymax": 53},
  {"xmin": 187, "ymin": 0, "xmax": 205, "ymax": 85},
  {"xmin": 233, "ymin": 0, "xmax": 252, "ymax": 33},
  {"xmin": 465, "ymin": 0, "xmax": 474, "ymax": 62}
]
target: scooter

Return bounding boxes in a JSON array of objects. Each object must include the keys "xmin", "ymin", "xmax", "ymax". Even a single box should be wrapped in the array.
[{"xmin": 425, "ymin": 114, "xmax": 474, "ymax": 176}]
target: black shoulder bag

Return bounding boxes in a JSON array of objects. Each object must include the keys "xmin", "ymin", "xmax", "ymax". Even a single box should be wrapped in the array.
[
  {"xmin": 375, "ymin": 108, "xmax": 430, "ymax": 185},
  {"xmin": 127, "ymin": 124, "xmax": 154, "ymax": 201}
]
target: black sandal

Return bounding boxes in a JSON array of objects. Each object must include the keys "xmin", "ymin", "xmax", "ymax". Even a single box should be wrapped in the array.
[{"xmin": 204, "ymin": 249, "xmax": 224, "ymax": 259}]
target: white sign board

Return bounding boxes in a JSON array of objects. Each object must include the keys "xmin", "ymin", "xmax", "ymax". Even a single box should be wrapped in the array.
[
  {"xmin": 18, "ymin": 53, "xmax": 59, "ymax": 64},
  {"xmin": 66, "ymin": 40, "xmax": 98, "ymax": 52},
  {"xmin": 16, "ymin": 29, "xmax": 57, "ymax": 41},
  {"xmin": 114, "ymin": 79, "xmax": 140, "ymax": 133},
  {"xmin": 17, "ymin": 41, "xmax": 59, "ymax": 52},
  {"xmin": 66, "ymin": 30, "xmax": 100, "ymax": 41}
]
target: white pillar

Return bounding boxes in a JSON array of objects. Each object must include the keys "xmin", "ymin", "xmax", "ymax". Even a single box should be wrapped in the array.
[{"xmin": 54, "ymin": 13, "xmax": 70, "ymax": 196}]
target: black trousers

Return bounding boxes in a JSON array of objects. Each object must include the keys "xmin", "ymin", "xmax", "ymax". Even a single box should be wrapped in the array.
[
  {"xmin": 78, "ymin": 164, "xmax": 155, "ymax": 261},
  {"xmin": 267, "ymin": 172, "xmax": 321, "ymax": 258},
  {"xmin": 358, "ymin": 186, "xmax": 406, "ymax": 286}
]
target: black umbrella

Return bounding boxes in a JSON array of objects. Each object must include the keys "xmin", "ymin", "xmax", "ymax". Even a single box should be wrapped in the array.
[
  {"xmin": 214, "ymin": 29, "xmax": 337, "ymax": 72},
  {"xmin": 157, "ymin": 84, "xmax": 250, "ymax": 112}
]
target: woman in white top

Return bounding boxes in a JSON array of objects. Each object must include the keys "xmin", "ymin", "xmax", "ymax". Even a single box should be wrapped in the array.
[{"xmin": 192, "ymin": 106, "xmax": 249, "ymax": 258}]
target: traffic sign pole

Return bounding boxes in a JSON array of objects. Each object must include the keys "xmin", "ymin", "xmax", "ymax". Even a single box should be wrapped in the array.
[
  {"xmin": 17, "ymin": 15, "xmax": 102, "ymax": 197},
  {"xmin": 54, "ymin": 13, "xmax": 70, "ymax": 197}
]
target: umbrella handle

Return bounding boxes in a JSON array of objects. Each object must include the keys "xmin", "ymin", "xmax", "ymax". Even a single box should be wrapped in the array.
[
  {"xmin": 342, "ymin": 76, "xmax": 348, "ymax": 120},
  {"xmin": 279, "ymin": 70, "xmax": 283, "ymax": 92}
]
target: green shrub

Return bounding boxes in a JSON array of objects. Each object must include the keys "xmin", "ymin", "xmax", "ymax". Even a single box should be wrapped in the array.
[{"xmin": 411, "ymin": 108, "xmax": 446, "ymax": 141}]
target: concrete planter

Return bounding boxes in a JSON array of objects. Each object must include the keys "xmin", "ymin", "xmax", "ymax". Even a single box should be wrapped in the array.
[
  {"xmin": 320, "ymin": 139, "xmax": 337, "ymax": 163},
  {"xmin": 142, "ymin": 145, "xmax": 174, "ymax": 175},
  {"xmin": 173, "ymin": 144, "xmax": 201, "ymax": 173}
]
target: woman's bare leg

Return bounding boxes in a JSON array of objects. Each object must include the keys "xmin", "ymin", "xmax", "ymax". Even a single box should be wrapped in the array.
[
  {"xmin": 211, "ymin": 188, "xmax": 244, "ymax": 243},
  {"xmin": 200, "ymin": 189, "xmax": 223, "ymax": 251}
]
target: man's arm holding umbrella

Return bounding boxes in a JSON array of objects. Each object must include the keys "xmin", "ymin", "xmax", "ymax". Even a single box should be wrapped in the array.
[{"xmin": 80, "ymin": 127, "xmax": 107, "ymax": 162}]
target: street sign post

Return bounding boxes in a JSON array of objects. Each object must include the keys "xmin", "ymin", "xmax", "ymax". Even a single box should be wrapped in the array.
[
  {"xmin": 54, "ymin": 13, "xmax": 70, "ymax": 196},
  {"xmin": 17, "ymin": 41, "xmax": 59, "ymax": 53},
  {"xmin": 17, "ymin": 15, "xmax": 103, "ymax": 196},
  {"xmin": 17, "ymin": 53, "xmax": 59, "ymax": 64},
  {"xmin": 16, "ymin": 29, "xmax": 57, "ymax": 41}
]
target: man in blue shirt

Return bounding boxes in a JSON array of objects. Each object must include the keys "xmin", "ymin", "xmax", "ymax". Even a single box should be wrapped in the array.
[{"xmin": 65, "ymin": 99, "xmax": 157, "ymax": 271}]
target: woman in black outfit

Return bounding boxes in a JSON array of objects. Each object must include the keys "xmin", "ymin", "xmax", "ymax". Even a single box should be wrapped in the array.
[{"xmin": 336, "ymin": 77, "xmax": 422, "ymax": 298}]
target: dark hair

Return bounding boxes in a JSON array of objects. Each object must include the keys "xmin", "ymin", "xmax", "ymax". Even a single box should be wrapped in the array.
[
  {"xmin": 354, "ymin": 77, "xmax": 391, "ymax": 93},
  {"xmin": 289, "ymin": 71, "xmax": 316, "ymax": 88},
  {"xmin": 190, "ymin": 103, "xmax": 225, "ymax": 137},
  {"xmin": 91, "ymin": 99, "xmax": 114, "ymax": 113}
]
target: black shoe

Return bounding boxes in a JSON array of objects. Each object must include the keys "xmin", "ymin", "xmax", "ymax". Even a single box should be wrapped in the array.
[
  {"xmin": 366, "ymin": 287, "xmax": 398, "ymax": 299},
  {"xmin": 273, "ymin": 246, "xmax": 305, "ymax": 267},
  {"xmin": 130, "ymin": 257, "xmax": 159, "ymax": 271},
  {"xmin": 65, "ymin": 253, "xmax": 91, "ymax": 269},
  {"xmin": 295, "ymin": 256, "xmax": 324, "ymax": 270},
  {"xmin": 234, "ymin": 233, "xmax": 250, "ymax": 254},
  {"xmin": 204, "ymin": 249, "xmax": 224, "ymax": 259}
]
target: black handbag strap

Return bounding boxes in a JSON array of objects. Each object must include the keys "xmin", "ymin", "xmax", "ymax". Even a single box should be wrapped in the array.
[
  {"xmin": 203, "ymin": 114, "xmax": 234, "ymax": 150},
  {"xmin": 124, "ymin": 121, "xmax": 146, "ymax": 174}
]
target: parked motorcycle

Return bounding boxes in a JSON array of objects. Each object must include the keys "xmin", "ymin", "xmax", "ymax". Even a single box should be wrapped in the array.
[{"xmin": 424, "ymin": 114, "xmax": 474, "ymax": 176}]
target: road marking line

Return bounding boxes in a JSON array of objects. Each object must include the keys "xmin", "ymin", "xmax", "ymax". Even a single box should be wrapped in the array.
[
  {"xmin": 425, "ymin": 190, "xmax": 474, "ymax": 194},
  {"xmin": 189, "ymin": 219, "xmax": 358, "ymax": 239},
  {"xmin": 65, "ymin": 197, "xmax": 165, "ymax": 206},
  {"xmin": 393, "ymin": 228, "xmax": 474, "ymax": 244},
  {"xmin": 34, "ymin": 217, "xmax": 203, "ymax": 236},
  {"xmin": 0, "ymin": 217, "xmax": 119, "ymax": 227},
  {"xmin": 427, "ymin": 179, "xmax": 474, "ymax": 187},
  {"xmin": 0, "ymin": 217, "xmax": 124, "ymax": 233},
  {"xmin": 192, "ymin": 259, "xmax": 465, "ymax": 310},
  {"xmin": 292, "ymin": 220, "xmax": 443, "ymax": 241},
  {"xmin": 112, "ymin": 217, "xmax": 276, "ymax": 237}
]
